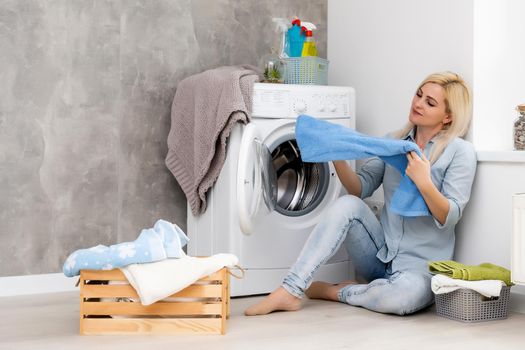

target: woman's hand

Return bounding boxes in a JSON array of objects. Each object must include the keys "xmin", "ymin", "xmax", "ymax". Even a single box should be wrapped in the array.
[
  {"xmin": 406, "ymin": 151, "xmax": 450, "ymax": 225},
  {"xmin": 405, "ymin": 151, "xmax": 432, "ymax": 188}
]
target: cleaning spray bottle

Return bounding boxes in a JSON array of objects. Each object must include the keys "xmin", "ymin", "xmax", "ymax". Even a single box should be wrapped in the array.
[
  {"xmin": 300, "ymin": 22, "xmax": 318, "ymax": 57},
  {"xmin": 287, "ymin": 18, "xmax": 305, "ymax": 57},
  {"xmin": 272, "ymin": 17, "xmax": 289, "ymax": 59},
  {"xmin": 260, "ymin": 18, "xmax": 288, "ymax": 83}
]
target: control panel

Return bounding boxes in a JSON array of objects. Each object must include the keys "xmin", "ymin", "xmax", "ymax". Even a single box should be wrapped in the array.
[{"xmin": 251, "ymin": 83, "xmax": 355, "ymax": 119}]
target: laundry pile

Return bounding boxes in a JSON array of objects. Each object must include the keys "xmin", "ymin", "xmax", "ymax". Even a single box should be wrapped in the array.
[
  {"xmin": 428, "ymin": 260, "xmax": 512, "ymax": 297},
  {"xmin": 122, "ymin": 253, "xmax": 237, "ymax": 305},
  {"xmin": 63, "ymin": 219, "xmax": 238, "ymax": 305}
]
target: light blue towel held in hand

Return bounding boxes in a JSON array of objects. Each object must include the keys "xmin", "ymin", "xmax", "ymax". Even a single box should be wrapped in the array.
[
  {"xmin": 62, "ymin": 219, "xmax": 189, "ymax": 277},
  {"xmin": 295, "ymin": 115, "xmax": 430, "ymax": 217}
]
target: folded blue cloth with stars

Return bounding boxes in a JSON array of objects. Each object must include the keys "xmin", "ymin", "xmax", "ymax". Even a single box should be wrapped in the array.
[
  {"xmin": 295, "ymin": 115, "xmax": 430, "ymax": 217},
  {"xmin": 63, "ymin": 219, "xmax": 189, "ymax": 277}
]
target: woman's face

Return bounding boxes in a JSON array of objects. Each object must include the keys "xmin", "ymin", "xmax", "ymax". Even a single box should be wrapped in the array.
[{"xmin": 409, "ymin": 82, "xmax": 451, "ymax": 129}]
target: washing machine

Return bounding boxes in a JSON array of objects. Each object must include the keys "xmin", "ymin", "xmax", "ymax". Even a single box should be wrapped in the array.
[{"xmin": 187, "ymin": 83, "xmax": 356, "ymax": 296}]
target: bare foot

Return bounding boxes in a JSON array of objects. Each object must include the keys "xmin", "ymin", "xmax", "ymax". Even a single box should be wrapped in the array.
[
  {"xmin": 305, "ymin": 280, "xmax": 357, "ymax": 301},
  {"xmin": 244, "ymin": 287, "xmax": 302, "ymax": 316}
]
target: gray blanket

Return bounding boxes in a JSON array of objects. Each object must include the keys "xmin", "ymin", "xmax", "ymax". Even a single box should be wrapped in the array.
[{"xmin": 165, "ymin": 65, "xmax": 261, "ymax": 215}]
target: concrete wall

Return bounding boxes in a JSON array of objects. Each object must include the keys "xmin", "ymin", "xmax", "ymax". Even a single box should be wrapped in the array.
[{"xmin": 0, "ymin": 0, "xmax": 327, "ymax": 276}]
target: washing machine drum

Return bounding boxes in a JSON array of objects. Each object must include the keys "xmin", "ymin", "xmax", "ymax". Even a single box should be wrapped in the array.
[{"xmin": 270, "ymin": 139, "xmax": 329, "ymax": 216}]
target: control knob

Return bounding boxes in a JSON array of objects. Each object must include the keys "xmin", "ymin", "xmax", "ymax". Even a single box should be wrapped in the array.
[{"xmin": 294, "ymin": 101, "xmax": 307, "ymax": 113}]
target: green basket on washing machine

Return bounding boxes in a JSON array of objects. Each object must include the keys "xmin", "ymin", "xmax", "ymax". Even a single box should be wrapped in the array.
[{"xmin": 283, "ymin": 57, "xmax": 329, "ymax": 85}]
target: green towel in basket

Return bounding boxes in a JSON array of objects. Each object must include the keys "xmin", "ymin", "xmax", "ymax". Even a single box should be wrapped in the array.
[{"xmin": 428, "ymin": 260, "xmax": 511, "ymax": 286}]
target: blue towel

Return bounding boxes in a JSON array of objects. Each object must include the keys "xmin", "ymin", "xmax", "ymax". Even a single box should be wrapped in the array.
[
  {"xmin": 295, "ymin": 115, "xmax": 430, "ymax": 217},
  {"xmin": 63, "ymin": 219, "xmax": 189, "ymax": 277}
]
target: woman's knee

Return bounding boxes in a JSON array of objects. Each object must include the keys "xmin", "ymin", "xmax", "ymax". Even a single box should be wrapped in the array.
[
  {"xmin": 331, "ymin": 195, "xmax": 369, "ymax": 219},
  {"xmin": 343, "ymin": 271, "xmax": 434, "ymax": 316},
  {"xmin": 386, "ymin": 272, "xmax": 434, "ymax": 315}
]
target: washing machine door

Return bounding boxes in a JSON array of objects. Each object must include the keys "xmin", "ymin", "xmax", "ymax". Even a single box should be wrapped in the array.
[{"xmin": 237, "ymin": 123, "xmax": 277, "ymax": 235}]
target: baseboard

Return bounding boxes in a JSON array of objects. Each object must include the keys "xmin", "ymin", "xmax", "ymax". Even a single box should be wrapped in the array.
[{"xmin": 0, "ymin": 273, "xmax": 78, "ymax": 297}]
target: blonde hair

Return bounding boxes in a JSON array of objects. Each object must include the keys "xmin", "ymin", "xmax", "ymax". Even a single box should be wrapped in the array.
[{"xmin": 393, "ymin": 71, "xmax": 472, "ymax": 164}]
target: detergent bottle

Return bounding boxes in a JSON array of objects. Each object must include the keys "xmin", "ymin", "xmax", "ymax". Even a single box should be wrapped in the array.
[
  {"xmin": 300, "ymin": 22, "xmax": 317, "ymax": 57},
  {"xmin": 287, "ymin": 18, "xmax": 305, "ymax": 57}
]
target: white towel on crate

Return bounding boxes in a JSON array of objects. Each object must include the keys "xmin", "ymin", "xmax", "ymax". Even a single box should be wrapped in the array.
[
  {"xmin": 431, "ymin": 274, "xmax": 504, "ymax": 298},
  {"xmin": 120, "ymin": 253, "xmax": 238, "ymax": 305}
]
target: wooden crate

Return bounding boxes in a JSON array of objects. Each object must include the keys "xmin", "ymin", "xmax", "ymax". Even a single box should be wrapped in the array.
[{"xmin": 79, "ymin": 268, "xmax": 230, "ymax": 335}]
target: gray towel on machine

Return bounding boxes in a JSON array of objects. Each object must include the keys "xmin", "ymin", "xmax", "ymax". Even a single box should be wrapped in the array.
[{"xmin": 165, "ymin": 66, "xmax": 261, "ymax": 215}]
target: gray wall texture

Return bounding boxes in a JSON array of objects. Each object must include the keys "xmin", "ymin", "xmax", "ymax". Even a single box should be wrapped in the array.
[{"xmin": 0, "ymin": 0, "xmax": 327, "ymax": 276}]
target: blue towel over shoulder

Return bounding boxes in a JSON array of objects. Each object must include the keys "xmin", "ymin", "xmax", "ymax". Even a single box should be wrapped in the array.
[{"xmin": 295, "ymin": 115, "xmax": 430, "ymax": 217}]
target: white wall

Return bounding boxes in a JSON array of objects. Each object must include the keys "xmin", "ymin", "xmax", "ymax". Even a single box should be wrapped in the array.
[
  {"xmin": 328, "ymin": 0, "xmax": 525, "ymax": 310},
  {"xmin": 455, "ymin": 162, "xmax": 525, "ymax": 266},
  {"xmin": 473, "ymin": 0, "xmax": 525, "ymax": 151},
  {"xmin": 328, "ymin": 0, "xmax": 474, "ymax": 137}
]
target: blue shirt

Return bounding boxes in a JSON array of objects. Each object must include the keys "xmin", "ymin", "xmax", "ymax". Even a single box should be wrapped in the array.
[{"xmin": 357, "ymin": 129, "xmax": 477, "ymax": 273}]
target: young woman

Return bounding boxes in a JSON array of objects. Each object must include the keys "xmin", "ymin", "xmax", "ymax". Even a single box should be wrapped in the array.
[{"xmin": 245, "ymin": 71, "xmax": 477, "ymax": 316}]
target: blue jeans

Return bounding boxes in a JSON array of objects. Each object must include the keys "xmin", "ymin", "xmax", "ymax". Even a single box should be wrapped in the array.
[{"xmin": 282, "ymin": 195, "xmax": 434, "ymax": 315}]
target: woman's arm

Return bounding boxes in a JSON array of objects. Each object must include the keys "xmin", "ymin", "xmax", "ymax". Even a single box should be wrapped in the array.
[
  {"xmin": 333, "ymin": 160, "xmax": 362, "ymax": 197},
  {"xmin": 405, "ymin": 151, "xmax": 449, "ymax": 225}
]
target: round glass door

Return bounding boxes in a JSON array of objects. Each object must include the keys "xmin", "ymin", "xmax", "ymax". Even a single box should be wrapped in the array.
[
  {"xmin": 237, "ymin": 124, "xmax": 277, "ymax": 235},
  {"xmin": 269, "ymin": 138, "xmax": 329, "ymax": 217}
]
